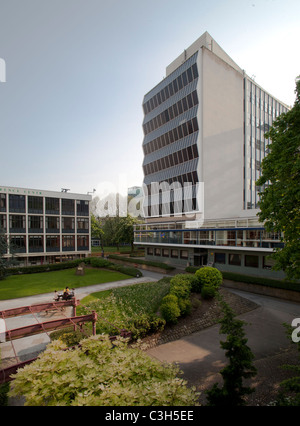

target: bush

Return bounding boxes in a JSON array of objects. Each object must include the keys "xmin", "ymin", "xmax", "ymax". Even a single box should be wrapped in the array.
[
  {"xmin": 177, "ymin": 298, "xmax": 192, "ymax": 316},
  {"xmin": 89, "ymin": 258, "xmax": 111, "ymax": 268},
  {"xmin": 195, "ymin": 267, "xmax": 223, "ymax": 290},
  {"xmin": 201, "ymin": 285, "xmax": 217, "ymax": 299},
  {"xmin": 129, "ymin": 314, "xmax": 165, "ymax": 339},
  {"xmin": 160, "ymin": 294, "xmax": 181, "ymax": 324}
]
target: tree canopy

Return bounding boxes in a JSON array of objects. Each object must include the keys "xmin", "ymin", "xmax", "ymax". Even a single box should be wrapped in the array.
[{"xmin": 256, "ymin": 77, "xmax": 300, "ymax": 280}]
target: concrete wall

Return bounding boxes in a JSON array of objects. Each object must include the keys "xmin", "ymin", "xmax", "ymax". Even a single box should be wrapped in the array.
[{"xmin": 201, "ymin": 48, "xmax": 245, "ymax": 220}]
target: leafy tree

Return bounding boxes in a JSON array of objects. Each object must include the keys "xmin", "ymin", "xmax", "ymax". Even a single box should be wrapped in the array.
[
  {"xmin": 91, "ymin": 214, "xmax": 104, "ymax": 250},
  {"xmin": 206, "ymin": 296, "xmax": 257, "ymax": 406},
  {"xmin": 116, "ymin": 214, "xmax": 140, "ymax": 252},
  {"xmin": 10, "ymin": 335, "xmax": 199, "ymax": 406},
  {"xmin": 275, "ymin": 323, "xmax": 300, "ymax": 406},
  {"xmin": 256, "ymin": 77, "xmax": 300, "ymax": 280},
  {"xmin": 0, "ymin": 231, "xmax": 17, "ymax": 280}
]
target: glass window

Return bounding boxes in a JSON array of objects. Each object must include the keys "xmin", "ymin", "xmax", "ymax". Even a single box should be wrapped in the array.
[
  {"xmin": 29, "ymin": 236, "xmax": 43, "ymax": 252},
  {"xmin": 147, "ymin": 247, "xmax": 153, "ymax": 255},
  {"xmin": 192, "ymin": 63, "xmax": 198, "ymax": 78},
  {"xmin": 229, "ymin": 254, "xmax": 241, "ymax": 266},
  {"xmin": 162, "ymin": 249, "xmax": 169, "ymax": 257},
  {"xmin": 9, "ymin": 215, "xmax": 26, "ymax": 232},
  {"xmin": 77, "ymin": 200, "xmax": 89, "ymax": 216},
  {"xmin": 62, "ymin": 217, "xmax": 75, "ymax": 232},
  {"xmin": 0, "ymin": 194, "xmax": 6, "ymax": 212},
  {"xmin": 215, "ymin": 253, "xmax": 226, "ymax": 264},
  {"xmin": 63, "ymin": 235, "xmax": 75, "ymax": 251},
  {"xmin": 46, "ymin": 216, "xmax": 60, "ymax": 232},
  {"xmin": 62, "ymin": 199, "xmax": 75, "ymax": 215},
  {"xmin": 180, "ymin": 250, "xmax": 188, "ymax": 259},
  {"xmin": 28, "ymin": 216, "xmax": 43, "ymax": 231},
  {"xmin": 171, "ymin": 249, "xmax": 178, "ymax": 258},
  {"xmin": 28, "ymin": 196, "xmax": 43, "ymax": 213},
  {"xmin": 9, "ymin": 194, "xmax": 25, "ymax": 213},
  {"xmin": 46, "ymin": 197, "xmax": 59, "ymax": 214},
  {"xmin": 154, "ymin": 248, "xmax": 161, "ymax": 256},
  {"xmin": 0, "ymin": 214, "xmax": 6, "ymax": 231},
  {"xmin": 245, "ymin": 255, "xmax": 259, "ymax": 268},
  {"xmin": 182, "ymin": 71, "xmax": 188, "ymax": 86},
  {"xmin": 187, "ymin": 67, "xmax": 193, "ymax": 83}
]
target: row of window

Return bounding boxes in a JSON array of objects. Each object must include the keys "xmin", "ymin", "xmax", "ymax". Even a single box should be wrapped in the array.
[
  {"xmin": 147, "ymin": 247, "xmax": 188, "ymax": 259},
  {"xmin": 143, "ymin": 117, "xmax": 199, "ymax": 157},
  {"xmin": 0, "ymin": 194, "xmax": 89, "ymax": 216},
  {"xmin": 0, "ymin": 215, "xmax": 89, "ymax": 233},
  {"xmin": 143, "ymin": 91, "xmax": 199, "ymax": 136},
  {"xmin": 144, "ymin": 171, "xmax": 199, "ymax": 196},
  {"xmin": 214, "ymin": 252, "xmax": 274, "ymax": 269},
  {"xmin": 5, "ymin": 235, "xmax": 89, "ymax": 253},
  {"xmin": 145, "ymin": 198, "xmax": 198, "ymax": 217},
  {"xmin": 143, "ymin": 63, "xmax": 199, "ymax": 115},
  {"xmin": 143, "ymin": 144, "xmax": 199, "ymax": 176}
]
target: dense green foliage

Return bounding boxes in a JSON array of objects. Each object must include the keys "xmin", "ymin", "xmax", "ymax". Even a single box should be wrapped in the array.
[
  {"xmin": 77, "ymin": 279, "xmax": 170, "ymax": 339},
  {"xmin": 256, "ymin": 77, "xmax": 300, "ymax": 280},
  {"xmin": 195, "ymin": 267, "xmax": 223, "ymax": 299},
  {"xmin": 9, "ymin": 335, "xmax": 199, "ymax": 406},
  {"xmin": 206, "ymin": 296, "xmax": 257, "ymax": 406}
]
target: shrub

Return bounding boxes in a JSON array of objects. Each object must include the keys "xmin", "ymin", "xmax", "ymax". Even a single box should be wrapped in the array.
[
  {"xmin": 170, "ymin": 277, "xmax": 191, "ymax": 299},
  {"xmin": 89, "ymin": 258, "xmax": 111, "ymax": 268},
  {"xmin": 129, "ymin": 314, "xmax": 165, "ymax": 339},
  {"xmin": 177, "ymin": 298, "xmax": 192, "ymax": 316},
  {"xmin": 201, "ymin": 285, "xmax": 217, "ymax": 299},
  {"xmin": 160, "ymin": 294, "xmax": 181, "ymax": 324},
  {"xmin": 195, "ymin": 267, "xmax": 223, "ymax": 290},
  {"xmin": 9, "ymin": 335, "xmax": 199, "ymax": 406}
]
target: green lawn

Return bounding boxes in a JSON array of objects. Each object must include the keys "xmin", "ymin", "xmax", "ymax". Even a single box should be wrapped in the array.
[{"xmin": 0, "ymin": 268, "xmax": 132, "ymax": 300}]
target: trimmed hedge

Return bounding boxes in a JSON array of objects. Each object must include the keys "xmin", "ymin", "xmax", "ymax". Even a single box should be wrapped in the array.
[
  {"xmin": 5, "ymin": 257, "xmax": 143, "ymax": 278},
  {"xmin": 221, "ymin": 271, "xmax": 300, "ymax": 293},
  {"xmin": 108, "ymin": 254, "xmax": 176, "ymax": 271},
  {"xmin": 185, "ymin": 267, "xmax": 300, "ymax": 293}
]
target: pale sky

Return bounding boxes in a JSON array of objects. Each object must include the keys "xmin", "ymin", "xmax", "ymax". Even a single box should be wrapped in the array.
[{"xmin": 0, "ymin": 0, "xmax": 299, "ymax": 196}]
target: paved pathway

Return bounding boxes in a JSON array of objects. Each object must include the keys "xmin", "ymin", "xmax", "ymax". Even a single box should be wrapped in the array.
[{"xmin": 146, "ymin": 289, "xmax": 300, "ymax": 390}]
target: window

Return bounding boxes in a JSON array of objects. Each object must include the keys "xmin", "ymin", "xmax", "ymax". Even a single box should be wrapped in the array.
[
  {"xmin": 76, "ymin": 200, "xmax": 89, "ymax": 216},
  {"xmin": 0, "ymin": 194, "xmax": 6, "ymax": 212},
  {"xmin": 46, "ymin": 197, "xmax": 59, "ymax": 214},
  {"xmin": 77, "ymin": 218, "xmax": 89, "ymax": 232},
  {"xmin": 10, "ymin": 236, "xmax": 26, "ymax": 252},
  {"xmin": 245, "ymin": 255, "xmax": 259, "ymax": 268},
  {"xmin": 63, "ymin": 235, "xmax": 75, "ymax": 251},
  {"xmin": 229, "ymin": 254, "xmax": 241, "ymax": 266},
  {"xmin": 28, "ymin": 196, "xmax": 43, "ymax": 213},
  {"xmin": 62, "ymin": 199, "xmax": 75, "ymax": 215},
  {"xmin": 215, "ymin": 253, "xmax": 226, "ymax": 264},
  {"xmin": 263, "ymin": 256, "xmax": 276, "ymax": 270},
  {"xmin": 46, "ymin": 216, "xmax": 60, "ymax": 232},
  {"xmin": 180, "ymin": 250, "xmax": 188, "ymax": 259},
  {"xmin": 62, "ymin": 217, "xmax": 75, "ymax": 232},
  {"xmin": 0, "ymin": 215, "xmax": 6, "ymax": 231},
  {"xmin": 29, "ymin": 236, "xmax": 43, "ymax": 253},
  {"xmin": 77, "ymin": 235, "xmax": 89, "ymax": 250},
  {"xmin": 9, "ymin": 215, "xmax": 26, "ymax": 232},
  {"xmin": 9, "ymin": 194, "xmax": 25, "ymax": 213},
  {"xmin": 147, "ymin": 247, "xmax": 153, "ymax": 256},
  {"xmin": 162, "ymin": 249, "xmax": 169, "ymax": 257},
  {"xmin": 28, "ymin": 216, "xmax": 43, "ymax": 232},
  {"xmin": 154, "ymin": 248, "xmax": 161, "ymax": 256},
  {"xmin": 46, "ymin": 236, "xmax": 60, "ymax": 252},
  {"xmin": 171, "ymin": 249, "xmax": 178, "ymax": 258}
]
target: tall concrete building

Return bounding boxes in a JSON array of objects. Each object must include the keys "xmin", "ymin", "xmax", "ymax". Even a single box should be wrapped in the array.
[{"xmin": 134, "ymin": 32, "xmax": 289, "ymax": 278}]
